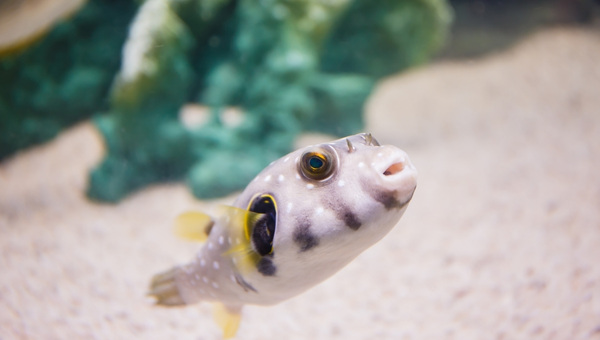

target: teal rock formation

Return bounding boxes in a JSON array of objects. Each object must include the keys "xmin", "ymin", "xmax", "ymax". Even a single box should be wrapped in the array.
[
  {"xmin": 0, "ymin": 0, "xmax": 138, "ymax": 159},
  {"xmin": 89, "ymin": 0, "xmax": 451, "ymax": 201}
]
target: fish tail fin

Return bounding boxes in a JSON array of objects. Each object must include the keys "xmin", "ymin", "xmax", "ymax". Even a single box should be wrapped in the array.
[
  {"xmin": 213, "ymin": 303, "xmax": 243, "ymax": 339},
  {"xmin": 147, "ymin": 267, "xmax": 185, "ymax": 306}
]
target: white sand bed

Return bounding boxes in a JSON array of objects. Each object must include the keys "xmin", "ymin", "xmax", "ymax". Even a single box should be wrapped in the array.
[{"xmin": 1, "ymin": 27, "xmax": 599, "ymax": 339}]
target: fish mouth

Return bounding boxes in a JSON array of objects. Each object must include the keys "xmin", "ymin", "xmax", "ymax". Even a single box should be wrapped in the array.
[
  {"xmin": 370, "ymin": 153, "xmax": 417, "ymax": 211},
  {"xmin": 378, "ymin": 154, "xmax": 416, "ymax": 180},
  {"xmin": 375, "ymin": 147, "xmax": 418, "ymax": 193},
  {"xmin": 383, "ymin": 162, "xmax": 405, "ymax": 176}
]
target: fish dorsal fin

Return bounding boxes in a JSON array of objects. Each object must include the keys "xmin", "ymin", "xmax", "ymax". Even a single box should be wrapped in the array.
[
  {"xmin": 217, "ymin": 205, "xmax": 263, "ymax": 274},
  {"xmin": 213, "ymin": 303, "xmax": 242, "ymax": 338},
  {"xmin": 174, "ymin": 211, "xmax": 214, "ymax": 242}
]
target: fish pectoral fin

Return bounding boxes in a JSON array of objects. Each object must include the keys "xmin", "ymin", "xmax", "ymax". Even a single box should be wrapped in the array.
[
  {"xmin": 174, "ymin": 211, "xmax": 214, "ymax": 242},
  {"xmin": 217, "ymin": 205, "xmax": 263, "ymax": 274},
  {"xmin": 147, "ymin": 267, "xmax": 185, "ymax": 306},
  {"xmin": 213, "ymin": 303, "xmax": 242, "ymax": 339},
  {"xmin": 217, "ymin": 205, "xmax": 264, "ymax": 240},
  {"xmin": 225, "ymin": 242, "xmax": 260, "ymax": 275}
]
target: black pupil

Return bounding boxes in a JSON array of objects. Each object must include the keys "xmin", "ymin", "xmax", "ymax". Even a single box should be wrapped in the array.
[
  {"xmin": 309, "ymin": 156, "xmax": 324, "ymax": 169},
  {"xmin": 249, "ymin": 196, "xmax": 276, "ymax": 256}
]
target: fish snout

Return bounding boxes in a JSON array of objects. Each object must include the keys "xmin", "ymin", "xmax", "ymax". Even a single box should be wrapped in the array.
[{"xmin": 373, "ymin": 146, "xmax": 417, "ymax": 194}]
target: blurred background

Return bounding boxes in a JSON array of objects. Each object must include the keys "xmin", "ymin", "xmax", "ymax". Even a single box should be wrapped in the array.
[
  {"xmin": 1, "ymin": 0, "xmax": 597, "ymax": 202},
  {"xmin": 441, "ymin": 0, "xmax": 599, "ymax": 58}
]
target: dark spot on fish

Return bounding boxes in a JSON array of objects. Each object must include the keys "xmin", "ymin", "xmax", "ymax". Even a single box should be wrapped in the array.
[
  {"xmin": 322, "ymin": 195, "xmax": 362, "ymax": 231},
  {"xmin": 293, "ymin": 222, "xmax": 320, "ymax": 252},
  {"xmin": 234, "ymin": 273, "xmax": 258, "ymax": 293},
  {"xmin": 373, "ymin": 189, "xmax": 414, "ymax": 210},
  {"xmin": 375, "ymin": 190, "xmax": 401, "ymax": 209},
  {"xmin": 341, "ymin": 208, "xmax": 361, "ymax": 230},
  {"xmin": 257, "ymin": 256, "xmax": 277, "ymax": 276}
]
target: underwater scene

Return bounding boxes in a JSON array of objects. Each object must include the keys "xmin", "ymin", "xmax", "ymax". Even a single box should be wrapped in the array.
[{"xmin": 1, "ymin": 0, "xmax": 599, "ymax": 338}]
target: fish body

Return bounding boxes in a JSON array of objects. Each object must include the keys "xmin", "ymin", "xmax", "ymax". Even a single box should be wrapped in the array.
[{"xmin": 149, "ymin": 133, "xmax": 417, "ymax": 337}]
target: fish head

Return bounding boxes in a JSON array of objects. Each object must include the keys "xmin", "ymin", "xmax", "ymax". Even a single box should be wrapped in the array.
[{"xmin": 234, "ymin": 133, "xmax": 417, "ymax": 301}]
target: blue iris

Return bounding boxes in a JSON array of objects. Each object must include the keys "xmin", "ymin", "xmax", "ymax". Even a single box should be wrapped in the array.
[{"xmin": 309, "ymin": 156, "xmax": 324, "ymax": 169}]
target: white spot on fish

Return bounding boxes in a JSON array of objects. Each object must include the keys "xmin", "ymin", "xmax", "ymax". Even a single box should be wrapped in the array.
[
  {"xmin": 218, "ymin": 235, "xmax": 224, "ymax": 245},
  {"xmin": 338, "ymin": 180, "xmax": 345, "ymax": 187},
  {"xmin": 264, "ymin": 175, "xmax": 272, "ymax": 182},
  {"xmin": 230, "ymin": 274, "xmax": 236, "ymax": 283},
  {"xmin": 371, "ymin": 162, "xmax": 376, "ymax": 168},
  {"xmin": 278, "ymin": 174, "xmax": 285, "ymax": 183},
  {"xmin": 283, "ymin": 156, "xmax": 290, "ymax": 163},
  {"xmin": 200, "ymin": 258, "xmax": 206, "ymax": 267},
  {"xmin": 316, "ymin": 207, "xmax": 324, "ymax": 215},
  {"xmin": 296, "ymin": 173, "xmax": 301, "ymax": 180},
  {"xmin": 307, "ymin": 183, "xmax": 315, "ymax": 189},
  {"xmin": 208, "ymin": 242, "xmax": 214, "ymax": 250},
  {"xmin": 213, "ymin": 261, "xmax": 220, "ymax": 270},
  {"xmin": 212, "ymin": 281, "xmax": 220, "ymax": 289},
  {"xmin": 202, "ymin": 276, "xmax": 209, "ymax": 283},
  {"xmin": 358, "ymin": 162, "xmax": 365, "ymax": 168},
  {"xmin": 377, "ymin": 152, "xmax": 383, "ymax": 157},
  {"xmin": 286, "ymin": 202, "xmax": 293, "ymax": 213},
  {"xmin": 227, "ymin": 237, "xmax": 232, "ymax": 245}
]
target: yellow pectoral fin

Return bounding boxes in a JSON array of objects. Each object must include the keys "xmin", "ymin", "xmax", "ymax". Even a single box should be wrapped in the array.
[
  {"xmin": 174, "ymin": 212, "xmax": 214, "ymax": 242},
  {"xmin": 213, "ymin": 205, "xmax": 263, "ymax": 274},
  {"xmin": 213, "ymin": 303, "xmax": 242, "ymax": 339},
  {"xmin": 225, "ymin": 243, "xmax": 260, "ymax": 275},
  {"xmin": 217, "ymin": 205, "xmax": 264, "ymax": 240}
]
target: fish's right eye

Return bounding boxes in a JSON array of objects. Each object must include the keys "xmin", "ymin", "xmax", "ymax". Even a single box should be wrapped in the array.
[{"xmin": 299, "ymin": 146, "xmax": 337, "ymax": 181}]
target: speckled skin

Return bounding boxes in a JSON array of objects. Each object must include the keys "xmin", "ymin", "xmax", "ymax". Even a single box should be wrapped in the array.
[{"xmin": 172, "ymin": 133, "xmax": 417, "ymax": 311}]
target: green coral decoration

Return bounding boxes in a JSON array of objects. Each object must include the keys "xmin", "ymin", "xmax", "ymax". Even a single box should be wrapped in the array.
[
  {"xmin": 0, "ymin": 0, "xmax": 450, "ymax": 201},
  {"xmin": 89, "ymin": 0, "xmax": 451, "ymax": 201},
  {"xmin": 0, "ymin": 0, "xmax": 138, "ymax": 159}
]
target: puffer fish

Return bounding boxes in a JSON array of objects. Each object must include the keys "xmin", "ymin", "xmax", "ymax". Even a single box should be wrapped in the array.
[{"xmin": 148, "ymin": 133, "xmax": 417, "ymax": 338}]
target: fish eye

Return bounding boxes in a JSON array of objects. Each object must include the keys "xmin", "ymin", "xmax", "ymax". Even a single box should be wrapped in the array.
[
  {"xmin": 247, "ymin": 194, "xmax": 277, "ymax": 256},
  {"xmin": 299, "ymin": 146, "xmax": 337, "ymax": 181}
]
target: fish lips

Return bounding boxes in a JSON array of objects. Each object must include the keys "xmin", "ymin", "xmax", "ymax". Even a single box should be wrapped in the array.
[{"xmin": 371, "ymin": 146, "xmax": 418, "ymax": 205}]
